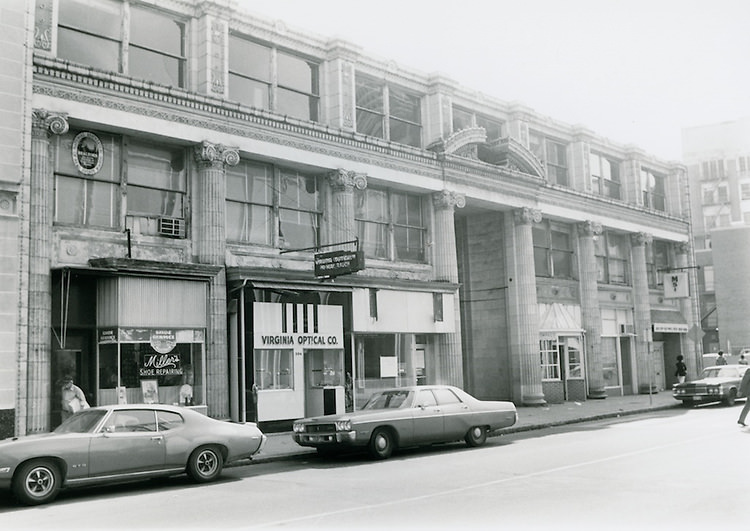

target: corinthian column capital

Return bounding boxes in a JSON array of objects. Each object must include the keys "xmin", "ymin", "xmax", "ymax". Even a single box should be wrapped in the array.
[
  {"xmin": 193, "ymin": 141, "xmax": 240, "ymax": 169},
  {"xmin": 327, "ymin": 168, "xmax": 367, "ymax": 192},
  {"xmin": 432, "ymin": 190, "xmax": 466, "ymax": 211},
  {"xmin": 630, "ymin": 232, "xmax": 653, "ymax": 247},
  {"xmin": 513, "ymin": 207, "xmax": 542, "ymax": 225},
  {"xmin": 578, "ymin": 220, "xmax": 603, "ymax": 237},
  {"xmin": 675, "ymin": 241, "xmax": 690, "ymax": 255},
  {"xmin": 31, "ymin": 109, "xmax": 69, "ymax": 138}
]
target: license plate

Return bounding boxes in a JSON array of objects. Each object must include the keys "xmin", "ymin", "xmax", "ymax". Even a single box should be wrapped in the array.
[
  {"xmin": 309, "ymin": 435, "xmax": 330, "ymax": 443},
  {"xmin": 693, "ymin": 396, "xmax": 703, "ymax": 401}
]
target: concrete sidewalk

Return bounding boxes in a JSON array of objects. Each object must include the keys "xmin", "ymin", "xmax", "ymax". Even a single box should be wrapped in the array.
[{"xmin": 249, "ymin": 390, "xmax": 679, "ymax": 464}]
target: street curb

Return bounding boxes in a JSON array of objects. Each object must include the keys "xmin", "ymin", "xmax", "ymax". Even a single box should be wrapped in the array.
[{"xmin": 236, "ymin": 402, "xmax": 681, "ymax": 467}]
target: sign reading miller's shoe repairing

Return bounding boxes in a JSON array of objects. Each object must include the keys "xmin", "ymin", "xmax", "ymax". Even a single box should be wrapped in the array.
[{"xmin": 314, "ymin": 249, "xmax": 364, "ymax": 278}]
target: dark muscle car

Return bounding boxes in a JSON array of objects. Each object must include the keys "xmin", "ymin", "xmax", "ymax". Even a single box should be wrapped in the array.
[
  {"xmin": 672, "ymin": 364, "xmax": 749, "ymax": 406},
  {"xmin": 0, "ymin": 404, "xmax": 266, "ymax": 505},
  {"xmin": 292, "ymin": 385, "xmax": 517, "ymax": 459}
]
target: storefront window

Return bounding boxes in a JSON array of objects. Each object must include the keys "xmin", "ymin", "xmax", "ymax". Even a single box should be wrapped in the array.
[
  {"xmin": 601, "ymin": 337, "xmax": 620, "ymax": 388},
  {"xmin": 565, "ymin": 337, "xmax": 583, "ymax": 379},
  {"xmin": 306, "ymin": 349, "xmax": 343, "ymax": 387},
  {"xmin": 254, "ymin": 349, "xmax": 294, "ymax": 390}
]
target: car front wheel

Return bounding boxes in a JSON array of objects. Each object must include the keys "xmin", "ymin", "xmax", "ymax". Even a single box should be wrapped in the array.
[
  {"xmin": 724, "ymin": 389, "xmax": 737, "ymax": 407},
  {"xmin": 368, "ymin": 428, "xmax": 395, "ymax": 460},
  {"xmin": 465, "ymin": 426, "xmax": 488, "ymax": 447},
  {"xmin": 12, "ymin": 459, "xmax": 61, "ymax": 505},
  {"xmin": 187, "ymin": 446, "xmax": 224, "ymax": 482}
]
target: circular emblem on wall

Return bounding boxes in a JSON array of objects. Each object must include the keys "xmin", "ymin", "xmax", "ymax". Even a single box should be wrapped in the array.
[{"xmin": 71, "ymin": 132, "xmax": 104, "ymax": 175}]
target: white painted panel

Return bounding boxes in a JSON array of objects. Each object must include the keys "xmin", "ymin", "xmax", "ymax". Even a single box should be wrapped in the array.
[{"xmin": 352, "ymin": 288, "xmax": 455, "ymax": 333}]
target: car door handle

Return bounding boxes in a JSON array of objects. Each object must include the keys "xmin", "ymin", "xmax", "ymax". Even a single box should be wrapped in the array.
[{"xmin": 150, "ymin": 436, "xmax": 163, "ymax": 443}]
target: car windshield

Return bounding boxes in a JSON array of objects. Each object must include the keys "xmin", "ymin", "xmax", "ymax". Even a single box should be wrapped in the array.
[
  {"xmin": 362, "ymin": 390, "xmax": 412, "ymax": 410},
  {"xmin": 54, "ymin": 409, "xmax": 107, "ymax": 434},
  {"xmin": 701, "ymin": 367, "xmax": 739, "ymax": 379}
]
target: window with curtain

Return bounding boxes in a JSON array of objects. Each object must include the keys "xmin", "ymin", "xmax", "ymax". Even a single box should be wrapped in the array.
[
  {"xmin": 126, "ymin": 141, "xmax": 186, "ymax": 220},
  {"xmin": 532, "ymin": 221, "xmax": 575, "ymax": 279},
  {"xmin": 646, "ymin": 240, "xmax": 670, "ymax": 288},
  {"xmin": 278, "ymin": 170, "xmax": 320, "ymax": 250},
  {"xmin": 529, "ymin": 132, "xmax": 568, "ymax": 186},
  {"xmin": 641, "ymin": 168, "xmax": 666, "ymax": 211},
  {"xmin": 590, "ymin": 152, "xmax": 621, "ymax": 199},
  {"xmin": 356, "ymin": 76, "xmax": 422, "ymax": 148},
  {"xmin": 596, "ymin": 232, "xmax": 630, "ymax": 285},
  {"xmin": 226, "ymin": 161, "xmax": 274, "ymax": 245}
]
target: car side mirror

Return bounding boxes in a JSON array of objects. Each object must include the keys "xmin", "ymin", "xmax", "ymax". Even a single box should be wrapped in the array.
[{"xmin": 102, "ymin": 426, "xmax": 114, "ymax": 436}]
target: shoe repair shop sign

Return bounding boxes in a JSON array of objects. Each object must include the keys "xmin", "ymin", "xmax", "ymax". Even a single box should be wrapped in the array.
[{"xmin": 314, "ymin": 249, "xmax": 364, "ymax": 278}]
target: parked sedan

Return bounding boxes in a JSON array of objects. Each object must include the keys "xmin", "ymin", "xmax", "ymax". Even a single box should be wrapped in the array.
[
  {"xmin": 672, "ymin": 364, "xmax": 749, "ymax": 406},
  {"xmin": 0, "ymin": 404, "xmax": 266, "ymax": 505},
  {"xmin": 292, "ymin": 385, "xmax": 517, "ymax": 459}
]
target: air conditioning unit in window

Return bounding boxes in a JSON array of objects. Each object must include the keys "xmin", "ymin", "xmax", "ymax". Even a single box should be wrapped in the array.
[
  {"xmin": 158, "ymin": 217, "xmax": 185, "ymax": 238},
  {"xmin": 619, "ymin": 324, "xmax": 635, "ymax": 335}
]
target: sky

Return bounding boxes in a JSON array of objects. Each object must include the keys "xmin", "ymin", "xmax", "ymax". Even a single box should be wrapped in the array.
[{"xmin": 235, "ymin": 0, "xmax": 750, "ymax": 162}]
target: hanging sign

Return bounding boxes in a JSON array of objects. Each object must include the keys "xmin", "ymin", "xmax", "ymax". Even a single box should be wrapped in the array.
[
  {"xmin": 663, "ymin": 272, "xmax": 689, "ymax": 298},
  {"xmin": 314, "ymin": 250, "xmax": 364, "ymax": 278}
]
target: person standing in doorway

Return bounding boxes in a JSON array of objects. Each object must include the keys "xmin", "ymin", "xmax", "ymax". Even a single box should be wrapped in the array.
[
  {"xmin": 737, "ymin": 368, "xmax": 750, "ymax": 427},
  {"xmin": 61, "ymin": 375, "xmax": 89, "ymax": 421},
  {"xmin": 674, "ymin": 355, "xmax": 687, "ymax": 384},
  {"xmin": 716, "ymin": 351, "xmax": 728, "ymax": 365}
]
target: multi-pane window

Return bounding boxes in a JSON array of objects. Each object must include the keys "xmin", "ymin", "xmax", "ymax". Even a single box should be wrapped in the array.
[
  {"xmin": 126, "ymin": 141, "xmax": 186, "ymax": 221},
  {"xmin": 451, "ymin": 106, "xmax": 504, "ymax": 140},
  {"xmin": 741, "ymin": 183, "xmax": 750, "ymax": 200},
  {"xmin": 646, "ymin": 240, "xmax": 670, "ymax": 288},
  {"xmin": 57, "ymin": 0, "xmax": 186, "ymax": 88},
  {"xmin": 226, "ymin": 161, "xmax": 274, "ymax": 245},
  {"xmin": 529, "ymin": 132, "xmax": 568, "ymax": 186},
  {"xmin": 278, "ymin": 170, "xmax": 321, "ymax": 249},
  {"xmin": 355, "ymin": 188, "xmax": 426, "ymax": 262},
  {"xmin": 228, "ymin": 35, "xmax": 320, "ymax": 122},
  {"xmin": 540, "ymin": 338, "xmax": 560, "ymax": 380},
  {"xmin": 356, "ymin": 76, "xmax": 422, "ymax": 148},
  {"xmin": 54, "ymin": 130, "xmax": 121, "ymax": 228},
  {"xmin": 532, "ymin": 221, "xmax": 575, "ymax": 279},
  {"xmin": 590, "ymin": 152, "xmax": 621, "ymax": 199},
  {"xmin": 641, "ymin": 169, "xmax": 666, "ymax": 211},
  {"xmin": 595, "ymin": 232, "xmax": 629, "ymax": 285},
  {"xmin": 700, "ymin": 159, "xmax": 725, "ymax": 180}
]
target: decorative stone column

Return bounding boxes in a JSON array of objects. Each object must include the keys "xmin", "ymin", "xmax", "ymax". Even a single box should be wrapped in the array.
[
  {"xmin": 193, "ymin": 141, "xmax": 239, "ymax": 418},
  {"xmin": 509, "ymin": 207, "xmax": 546, "ymax": 405},
  {"xmin": 631, "ymin": 232, "xmax": 654, "ymax": 393},
  {"xmin": 578, "ymin": 221, "xmax": 607, "ymax": 398},
  {"xmin": 326, "ymin": 169, "xmax": 366, "ymax": 249},
  {"xmin": 675, "ymin": 241, "xmax": 699, "ymax": 378},
  {"xmin": 432, "ymin": 190, "xmax": 465, "ymax": 387},
  {"xmin": 28, "ymin": 110, "xmax": 68, "ymax": 433}
]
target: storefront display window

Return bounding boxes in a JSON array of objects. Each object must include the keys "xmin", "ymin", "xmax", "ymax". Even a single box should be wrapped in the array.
[
  {"xmin": 306, "ymin": 349, "xmax": 343, "ymax": 387},
  {"xmin": 254, "ymin": 349, "xmax": 294, "ymax": 390}
]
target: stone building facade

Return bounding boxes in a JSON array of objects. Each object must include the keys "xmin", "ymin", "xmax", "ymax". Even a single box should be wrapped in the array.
[{"xmin": 0, "ymin": 0, "xmax": 698, "ymax": 437}]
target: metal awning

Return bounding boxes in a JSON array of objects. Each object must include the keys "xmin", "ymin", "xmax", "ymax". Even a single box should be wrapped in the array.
[
  {"xmin": 651, "ymin": 309, "xmax": 689, "ymax": 333},
  {"xmin": 248, "ymin": 281, "xmax": 352, "ymax": 292}
]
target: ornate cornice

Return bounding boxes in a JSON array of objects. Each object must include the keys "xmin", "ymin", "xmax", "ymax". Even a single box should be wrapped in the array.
[
  {"xmin": 327, "ymin": 169, "xmax": 367, "ymax": 192},
  {"xmin": 513, "ymin": 207, "xmax": 542, "ymax": 225},
  {"xmin": 432, "ymin": 190, "xmax": 466, "ymax": 211}
]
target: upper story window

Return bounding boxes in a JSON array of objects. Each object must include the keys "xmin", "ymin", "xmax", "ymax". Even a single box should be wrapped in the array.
[
  {"xmin": 595, "ymin": 232, "xmax": 630, "ymax": 285},
  {"xmin": 646, "ymin": 240, "xmax": 670, "ymax": 288},
  {"xmin": 355, "ymin": 187, "xmax": 426, "ymax": 262},
  {"xmin": 701, "ymin": 159, "xmax": 725, "ymax": 180},
  {"xmin": 54, "ymin": 130, "xmax": 186, "ymax": 238},
  {"xmin": 532, "ymin": 221, "xmax": 575, "ymax": 279},
  {"xmin": 741, "ymin": 182, "xmax": 750, "ymax": 200},
  {"xmin": 452, "ymin": 107, "xmax": 504, "ymax": 140},
  {"xmin": 225, "ymin": 161, "xmax": 320, "ymax": 249},
  {"xmin": 590, "ymin": 152, "xmax": 621, "ymax": 199},
  {"xmin": 355, "ymin": 76, "xmax": 422, "ymax": 148},
  {"xmin": 641, "ymin": 169, "xmax": 666, "ymax": 211},
  {"xmin": 57, "ymin": 0, "xmax": 186, "ymax": 88},
  {"xmin": 228, "ymin": 35, "xmax": 319, "ymax": 122},
  {"xmin": 529, "ymin": 132, "xmax": 568, "ymax": 186}
]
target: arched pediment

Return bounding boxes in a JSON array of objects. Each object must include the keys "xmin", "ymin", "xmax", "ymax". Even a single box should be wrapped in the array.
[
  {"xmin": 477, "ymin": 137, "xmax": 546, "ymax": 178},
  {"xmin": 427, "ymin": 127, "xmax": 487, "ymax": 159}
]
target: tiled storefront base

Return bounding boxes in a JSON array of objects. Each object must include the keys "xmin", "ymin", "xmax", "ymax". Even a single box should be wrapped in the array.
[{"xmin": 0, "ymin": 409, "xmax": 15, "ymax": 439}]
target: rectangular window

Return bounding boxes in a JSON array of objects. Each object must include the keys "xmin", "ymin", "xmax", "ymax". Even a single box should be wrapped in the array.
[
  {"xmin": 532, "ymin": 221, "xmax": 574, "ymax": 279},
  {"xmin": 276, "ymin": 50, "xmax": 320, "ymax": 121},
  {"xmin": 596, "ymin": 232, "xmax": 630, "ymax": 285},
  {"xmin": 57, "ymin": 0, "xmax": 122, "ymax": 73},
  {"xmin": 356, "ymin": 76, "xmax": 422, "ymax": 147},
  {"xmin": 355, "ymin": 188, "xmax": 426, "ymax": 262},
  {"xmin": 228, "ymin": 35, "xmax": 271, "ymax": 109},
  {"xmin": 590, "ymin": 152, "xmax": 620, "ymax": 199},
  {"xmin": 54, "ymin": 131, "xmax": 121, "ymax": 229},
  {"xmin": 529, "ymin": 132, "xmax": 568, "ymax": 186},
  {"xmin": 278, "ymin": 170, "xmax": 320, "ymax": 250},
  {"xmin": 565, "ymin": 337, "xmax": 583, "ymax": 379},
  {"xmin": 126, "ymin": 141, "xmax": 186, "ymax": 221},
  {"xmin": 254, "ymin": 349, "xmax": 294, "ymax": 390},
  {"xmin": 741, "ymin": 182, "xmax": 750, "ymax": 200},
  {"xmin": 226, "ymin": 161, "xmax": 274, "ymax": 245},
  {"xmin": 451, "ymin": 106, "xmax": 504, "ymax": 140},
  {"xmin": 540, "ymin": 338, "xmax": 560, "ymax": 380},
  {"xmin": 641, "ymin": 169, "xmax": 666, "ymax": 211},
  {"xmin": 647, "ymin": 240, "xmax": 670, "ymax": 288},
  {"xmin": 128, "ymin": 5, "xmax": 185, "ymax": 87}
]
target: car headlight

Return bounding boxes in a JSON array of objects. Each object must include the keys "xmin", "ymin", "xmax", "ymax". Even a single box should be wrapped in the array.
[
  {"xmin": 293, "ymin": 422, "xmax": 306, "ymax": 433},
  {"xmin": 335, "ymin": 420, "xmax": 352, "ymax": 432}
]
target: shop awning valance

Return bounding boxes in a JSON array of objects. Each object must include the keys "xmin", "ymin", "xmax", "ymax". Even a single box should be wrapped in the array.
[{"xmin": 651, "ymin": 309, "xmax": 689, "ymax": 333}]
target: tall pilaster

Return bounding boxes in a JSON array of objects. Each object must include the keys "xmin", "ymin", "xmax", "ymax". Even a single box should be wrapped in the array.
[
  {"xmin": 675, "ymin": 241, "xmax": 699, "ymax": 378},
  {"xmin": 326, "ymin": 169, "xmax": 366, "ymax": 249},
  {"xmin": 193, "ymin": 141, "xmax": 238, "ymax": 418},
  {"xmin": 432, "ymin": 190, "xmax": 465, "ymax": 387},
  {"xmin": 508, "ymin": 207, "xmax": 545, "ymax": 405},
  {"xmin": 28, "ymin": 110, "xmax": 68, "ymax": 433},
  {"xmin": 631, "ymin": 232, "xmax": 654, "ymax": 393},
  {"xmin": 578, "ymin": 221, "xmax": 606, "ymax": 398}
]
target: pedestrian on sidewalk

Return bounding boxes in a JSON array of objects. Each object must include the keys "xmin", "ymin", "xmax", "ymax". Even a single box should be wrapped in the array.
[
  {"xmin": 737, "ymin": 368, "xmax": 750, "ymax": 427},
  {"xmin": 675, "ymin": 355, "xmax": 687, "ymax": 384},
  {"xmin": 716, "ymin": 351, "xmax": 728, "ymax": 365}
]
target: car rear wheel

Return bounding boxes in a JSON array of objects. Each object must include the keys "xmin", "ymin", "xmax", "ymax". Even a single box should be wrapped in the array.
[
  {"xmin": 465, "ymin": 426, "xmax": 488, "ymax": 447},
  {"xmin": 12, "ymin": 459, "xmax": 61, "ymax": 506},
  {"xmin": 724, "ymin": 389, "xmax": 737, "ymax": 407},
  {"xmin": 187, "ymin": 446, "xmax": 224, "ymax": 483},
  {"xmin": 368, "ymin": 428, "xmax": 395, "ymax": 460}
]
